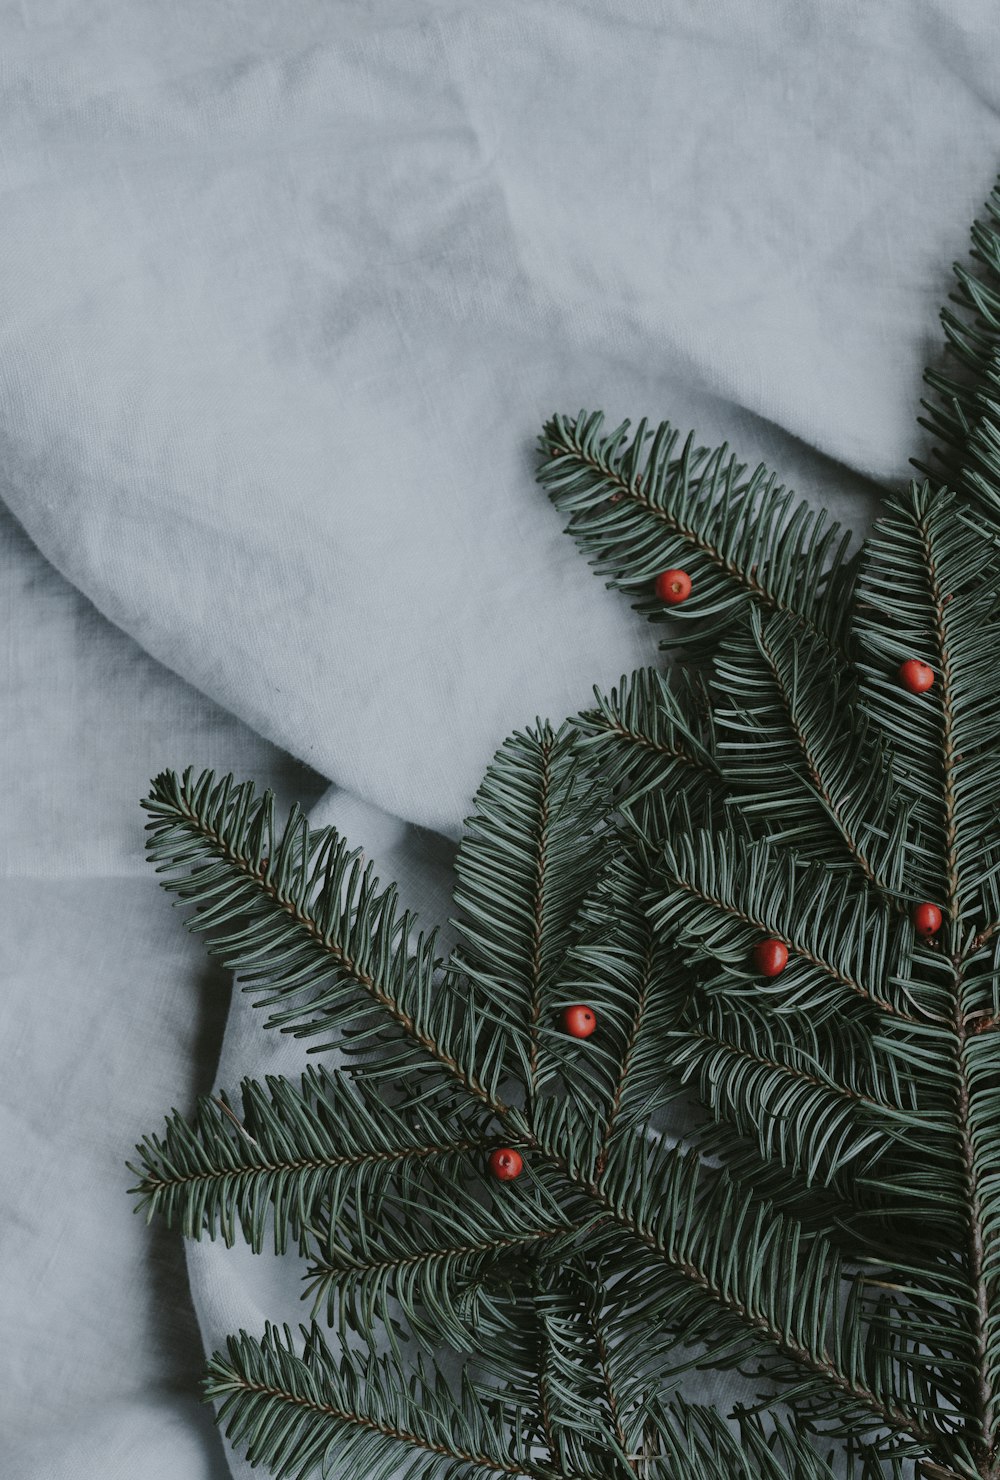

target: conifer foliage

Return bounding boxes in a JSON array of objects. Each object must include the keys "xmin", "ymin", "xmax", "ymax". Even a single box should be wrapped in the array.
[{"xmin": 131, "ymin": 184, "xmax": 1000, "ymax": 1478}]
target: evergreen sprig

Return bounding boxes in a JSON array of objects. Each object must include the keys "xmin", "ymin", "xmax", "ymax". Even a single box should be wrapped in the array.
[
  {"xmin": 536, "ymin": 410, "xmax": 857, "ymax": 654},
  {"xmin": 129, "ymin": 182, "xmax": 1000, "ymax": 1479}
]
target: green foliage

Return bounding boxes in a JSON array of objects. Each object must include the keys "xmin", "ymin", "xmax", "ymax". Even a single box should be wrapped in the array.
[
  {"xmin": 129, "ymin": 1068, "xmax": 499, "ymax": 1259},
  {"xmin": 206, "ymin": 1323, "xmax": 567, "ymax": 1480},
  {"xmin": 449, "ymin": 721, "xmax": 611, "ymax": 1103},
  {"xmin": 536, "ymin": 410, "xmax": 857, "ymax": 654},
  {"xmin": 920, "ymin": 178, "xmax": 1000, "ymax": 533},
  {"xmin": 713, "ymin": 606, "xmax": 909, "ymax": 888},
  {"xmin": 129, "ymin": 184, "xmax": 1000, "ymax": 1479},
  {"xmin": 853, "ymin": 485, "xmax": 1000, "ymax": 914}
]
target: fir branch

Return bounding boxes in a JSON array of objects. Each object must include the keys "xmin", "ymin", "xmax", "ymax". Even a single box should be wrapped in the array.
[
  {"xmin": 669, "ymin": 1016, "xmax": 904, "ymax": 1193},
  {"xmin": 923, "ymin": 493, "xmax": 998, "ymax": 1466},
  {"xmin": 140, "ymin": 759, "xmax": 965, "ymax": 1476},
  {"xmin": 590, "ymin": 930, "xmax": 658, "ymax": 1181},
  {"xmin": 537, "ymin": 411, "xmax": 855, "ymax": 654},
  {"xmin": 140, "ymin": 766, "xmax": 954, "ymax": 1468},
  {"xmin": 854, "ymin": 483, "xmax": 1000, "ymax": 1472},
  {"xmin": 304, "ymin": 1227, "xmax": 563, "ymax": 1350},
  {"xmin": 854, "ymin": 487, "xmax": 1000, "ymax": 918},
  {"xmin": 129, "ymin": 1068, "xmax": 493, "ymax": 1254},
  {"xmin": 579, "ymin": 1287, "xmax": 635, "ymax": 1475},
  {"xmin": 585, "ymin": 1140, "xmax": 952, "ymax": 1460},
  {"xmin": 918, "ymin": 176, "xmax": 1000, "ymax": 535},
  {"xmin": 530, "ymin": 846, "xmax": 684, "ymax": 1170},
  {"xmin": 636, "ymin": 1401, "xmax": 868, "ymax": 1480},
  {"xmin": 450, "ymin": 723, "xmax": 609, "ymax": 1105},
  {"xmin": 527, "ymin": 740, "xmax": 555, "ymax": 1093},
  {"xmin": 300, "ymin": 1151, "xmax": 580, "ymax": 1353},
  {"xmin": 520, "ymin": 1265, "xmax": 641, "ymax": 1478},
  {"xmin": 649, "ymin": 826, "xmax": 919, "ymax": 1022},
  {"xmin": 207, "ymin": 1324, "xmax": 562, "ymax": 1480},
  {"xmin": 572, "ymin": 668, "xmax": 721, "ymax": 814},
  {"xmin": 952, "ymin": 987, "xmax": 996, "ymax": 1469},
  {"xmin": 143, "ymin": 769, "xmax": 506, "ymax": 1113},
  {"xmin": 531, "ymin": 1269, "xmax": 560, "ymax": 1469},
  {"xmin": 715, "ymin": 608, "xmax": 908, "ymax": 898}
]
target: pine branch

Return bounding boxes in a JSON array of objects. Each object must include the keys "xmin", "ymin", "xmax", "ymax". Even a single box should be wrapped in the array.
[
  {"xmin": 207, "ymin": 1324, "xmax": 563, "ymax": 1480},
  {"xmin": 918, "ymin": 176, "xmax": 1000, "ymax": 536},
  {"xmin": 585, "ymin": 1138, "xmax": 952, "ymax": 1460},
  {"xmin": 129, "ymin": 1068, "xmax": 494, "ymax": 1254},
  {"xmin": 854, "ymin": 484, "xmax": 1000, "ymax": 1472},
  {"xmin": 854, "ymin": 487, "xmax": 1000, "ymax": 918},
  {"xmin": 450, "ymin": 723, "xmax": 609, "ymax": 1106},
  {"xmin": 143, "ymin": 769, "xmax": 506, "ymax": 1113},
  {"xmin": 649, "ymin": 823, "xmax": 920, "ymax": 1022},
  {"xmin": 537, "ymin": 411, "xmax": 855, "ymax": 655},
  {"xmin": 714, "ymin": 608, "xmax": 909, "ymax": 898},
  {"xmin": 571, "ymin": 668, "xmax": 722, "ymax": 816}
]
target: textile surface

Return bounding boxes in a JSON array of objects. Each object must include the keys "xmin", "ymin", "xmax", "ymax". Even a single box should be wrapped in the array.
[{"xmin": 4, "ymin": 2, "xmax": 1000, "ymax": 1473}]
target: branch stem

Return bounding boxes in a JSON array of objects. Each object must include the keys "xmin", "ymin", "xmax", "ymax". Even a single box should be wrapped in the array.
[
  {"xmin": 216, "ymin": 1370, "xmax": 554, "ymax": 1479},
  {"xmin": 526, "ymin": 735, "xmax": 554, "ymax": 1097},
  {"xmin": 658, "ymin": 865, "xmax": 916, "ymax": 1021},
  {"xmin": 922, "ymin": 510, "xmax": 996, "ymax": 1472},
  {"xmin": 543, "ymin": 418, "xmax": 844, "ymax": 657},
  {"xmin": 755, "ymin": 626, "xmax": 896, "ymax": 899},
  {"xmin": 171, "ymin": 789, "xmax": 507, "ymax": 1118}
]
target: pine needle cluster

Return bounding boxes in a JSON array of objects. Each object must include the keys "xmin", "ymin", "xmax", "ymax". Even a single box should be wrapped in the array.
[{"xmin": 130, "ymin": 182, "xmax": 1000, "ymax": 1479}]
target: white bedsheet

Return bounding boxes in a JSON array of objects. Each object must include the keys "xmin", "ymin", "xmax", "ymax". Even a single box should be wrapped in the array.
[{"xmin": 3, "ymin": 3, "xmax": 999, "ymax": 1474}]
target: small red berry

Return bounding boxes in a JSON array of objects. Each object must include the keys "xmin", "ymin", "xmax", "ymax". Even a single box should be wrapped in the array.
[
  {"xmin": 488, "ymin": 1148, "xmax": 523, "ymax": 1181},
  {"xmin": 561, "ymin": 1004, "xmax": 597, "ymax": 1038},
  {"xmin": 898, "ymin": 660, "xmax": 934, "ymax": 694},
  {"xmin": 655, "ymin": 568, "xmax": 692, "ymax": 605},
  {"xmin": 912, "ymin": 902, "xmax": 943, "ymax": 938},
  {"xmin": 753, "ymin": 938, "xmax": 789, "ymax": 977}
]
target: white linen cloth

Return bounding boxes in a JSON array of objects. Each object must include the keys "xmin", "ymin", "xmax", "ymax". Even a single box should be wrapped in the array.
[{"xmin": 3, "ymin": 2, "xmax": 1000, "ymax": 1474}]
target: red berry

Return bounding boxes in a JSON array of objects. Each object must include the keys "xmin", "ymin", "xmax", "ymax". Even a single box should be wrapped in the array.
[
  {"xmin": 913, "ymin": 902, "xmax": 943, "ymax": 938},
  {"xmin": 561, "ymin": 1004, "xmax": 597, "ymax": 1038},
  {"xmin": 898, "ymin": 660, "xmax": 934, "ymax": 694},
  {"xmin": 753, "ymin": 938, "xmax": 789, "ymax": 977},
  {"xmin": 655, "ymin": 568, "xmax": 692, "ymax": 605},
  {"xmin": 488, "ymin": 1148, "xmax": 523, "ymax": 1181}
]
